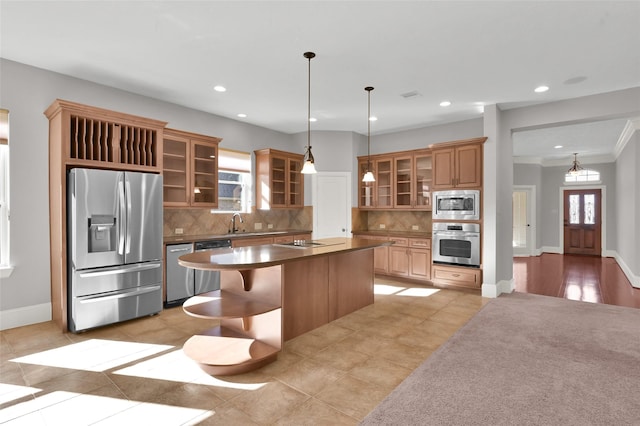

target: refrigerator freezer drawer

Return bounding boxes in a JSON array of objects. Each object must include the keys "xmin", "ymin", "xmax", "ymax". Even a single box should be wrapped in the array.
[
  {"xmin": 69, "ymin": 284, "xmax": 162, "ymax": 333},
  {"xmin": 71, "ymin": 262, "xmax": 162, "ymax": 298}
]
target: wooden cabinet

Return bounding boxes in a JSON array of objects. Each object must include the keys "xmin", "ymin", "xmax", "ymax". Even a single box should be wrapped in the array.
[
  {"xmin": 431, "ymin": 138, "xmax": 486, "ymax": 190},
  {"xmin": 255, "ymin": 149, "xmax": 304, "ymax": 209},
  {"xmin": 394, "ymin": 150, "xmax": 433, "ymax": 209},
  {"xmin": 388, "ymin": 237, "xmax": 431, "ymax": 280},
  {"xmin": 357, "ymin": 234, "xmax": 430, "ymax": 280},
  {"xmin": 358, "ymin": 156, "xmax": 393, "ymax": 209},
  {"xmin": 358, "ymin": 150, "xmax": 431, "ymax": 210},
  {"xmin": 431, "ymin": 264, "xmax": 482, "ymax": 289},
  {"xmin": 163, "ymin": 128, "xmax": 221, "ymax": 207}
]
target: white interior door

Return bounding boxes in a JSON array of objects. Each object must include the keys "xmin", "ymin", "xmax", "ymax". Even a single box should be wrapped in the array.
[
  {"xmin": 512, "ymin": 186, "xmax": 535, "ymax": 256},
  {"xmin": 312, "ymin": 172, "xmax": 351, "ymax": 239}
]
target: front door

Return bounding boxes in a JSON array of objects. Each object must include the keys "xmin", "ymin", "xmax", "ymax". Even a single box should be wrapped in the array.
[{"xmin": 563, "ymin": 189, "xmax": 601, "ymax": 256}]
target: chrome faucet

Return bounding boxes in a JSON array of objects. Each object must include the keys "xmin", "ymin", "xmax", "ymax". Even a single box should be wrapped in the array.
[{"xmin": 230, "ymin": 213, "xmax": 244, "ymax": 233}]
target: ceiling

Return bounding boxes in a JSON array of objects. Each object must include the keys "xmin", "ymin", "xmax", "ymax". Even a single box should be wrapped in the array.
[{"xmin": 1, "ymin": 1, "xmax": 639, "ymax": 162}]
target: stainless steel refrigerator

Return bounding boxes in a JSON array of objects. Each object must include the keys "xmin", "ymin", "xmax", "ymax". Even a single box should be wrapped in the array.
[{"xmin": 68, "ymin": 168, "xmax": 163, "ymax": 332}]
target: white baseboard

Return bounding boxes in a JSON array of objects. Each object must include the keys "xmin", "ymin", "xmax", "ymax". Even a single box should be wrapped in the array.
[
  {"xmin": 541, "ymin": 246, "xmax": 562, "ymax": 254},
  {"xmin": 612, "ymin": 251, "xmax": 640, "ymax": 289},
  {"xmin": 0, "ymin": 303, "xmax": 52, "ymax": 331},
  {"xmin": 482, "ymin": 279, "xmax": 514, "ymax": 298}
]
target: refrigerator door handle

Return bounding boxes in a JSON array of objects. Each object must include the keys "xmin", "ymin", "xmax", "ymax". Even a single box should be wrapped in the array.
[
  {"xmin": 78, "ymin": 262, "xmax": 162, "ymax": 278},
  {"xmin": 125, "ymin": 178, "xmax": 132, "ymax": 254},
  {"xmin": 77, "ymin": 285, "xmax": 161, "ymax": 303},
  {"xmin": 118, "ymin": 180, "xmax": 126, "ymax": 255}
]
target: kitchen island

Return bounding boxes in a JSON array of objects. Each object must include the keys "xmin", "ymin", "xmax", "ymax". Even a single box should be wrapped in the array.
[{"xmin": 178, "ymin": 237, "xmax": 390, "ymax": 375}]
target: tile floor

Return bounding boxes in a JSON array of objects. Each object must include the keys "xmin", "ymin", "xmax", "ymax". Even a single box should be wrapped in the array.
[{"xmin": 0, "ymin": 279, "xmax": 486, "ymax": 425}]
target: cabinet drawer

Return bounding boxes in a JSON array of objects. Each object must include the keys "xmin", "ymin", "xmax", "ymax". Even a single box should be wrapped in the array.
[
  {"xmin": 273, "ymin": 235, "xmax": 294, "ymax": 244},
  {"xmin": 389, "ymin": 237, "xmax": 408, "ymax": 247},
  {"xmin": 432, "ymin": 265, "xmax": 482, "ymax": 288},
  {"xmin": 409, "ymin": 238, "xmax": 430, "ymax": 248},
  {"xmin": 232, "ymin": 237, "xmax": 275, "ymax": 248}
]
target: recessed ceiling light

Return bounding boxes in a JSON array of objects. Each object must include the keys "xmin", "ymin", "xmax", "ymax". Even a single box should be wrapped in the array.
[
  {"xmin": 309, "ymin": 117, "xmax": 317, "ymax": 122},
  {"xmin": 534, "ymin": 85, "xmax": 549, "ymax": 93},
  {"xmin": 369, "ymin": 116, "xmax": 378, "ymax": 122},
  {"xmin": 237, "ymin": 113, "xmax": 247, "ymax": 118},
  {"xmin": 440, "ymin": 101, "xmax": 451, "ymax": 107},
  {"xmin": 554, "ymin": 145, "xmax": 563, "ymax": 149},
  {"xmin": 213, "ymin": 85, "xmax": 226, "ymax": 92}
]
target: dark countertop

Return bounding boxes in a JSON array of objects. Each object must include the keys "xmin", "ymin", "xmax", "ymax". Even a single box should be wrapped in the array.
[
  {"xmin": 177, "ymin": 237, "xmax": 392, "ymax": 270},
  {"xmin": 164, "ymin": 229, "xmax": 313, "ymax": 245},
  {"xmin": 352, "ymin": 230, "xmax": 432, "ymax": 239}
]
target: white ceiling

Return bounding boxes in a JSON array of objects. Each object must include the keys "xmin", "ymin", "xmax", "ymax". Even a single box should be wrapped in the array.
[{"xmin": 1, "ymin": 1, "xmax": 639, "ymax": 161}]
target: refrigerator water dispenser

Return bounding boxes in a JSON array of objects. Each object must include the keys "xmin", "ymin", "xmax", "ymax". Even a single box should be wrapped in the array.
[{"xmin": 88, "ymin": 215, "xmax": 116, "ymax": 253}]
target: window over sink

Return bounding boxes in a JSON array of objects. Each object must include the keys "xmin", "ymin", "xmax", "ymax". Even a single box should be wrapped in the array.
[{"xmin": 214, "ymin": 149, "xmax": 252, "ymax": 213}]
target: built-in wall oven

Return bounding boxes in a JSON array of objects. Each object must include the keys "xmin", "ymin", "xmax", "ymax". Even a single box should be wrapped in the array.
[
  {"xmin": 432, "ymin": 222, "xmax": 481, "ymax": 267},
  {"xmin": 433, "ymin": 190, "xmax": 480, "ymax": 221}
]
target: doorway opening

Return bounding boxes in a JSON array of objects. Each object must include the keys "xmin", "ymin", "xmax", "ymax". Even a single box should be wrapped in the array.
[{"xmin": 513, "ymin": 186, "xmax": 536, "ymax": 256}]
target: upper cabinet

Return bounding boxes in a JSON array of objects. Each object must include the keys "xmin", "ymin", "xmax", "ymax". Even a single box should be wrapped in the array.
[
  {"xmin": 358, "ymin": 149, "xmax": 432, "ymax": 210},
  {"xmin": 255, "ymin": 148, "xmax": 304, "ymax": 209},
  {"xmin": 430, "ymin": 137, "xmax": 486, "ymax": 190},
  {"xmin": 45, "ymin": 99, "xmax": 166, "ymax": 173},
  {"xmin": 163, "ymin": 128, "xmax": 221, "ymax": 208}
]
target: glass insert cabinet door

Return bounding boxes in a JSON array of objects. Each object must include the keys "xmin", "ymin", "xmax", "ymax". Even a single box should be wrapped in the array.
[
  {"xmin": 192, "ymin": 141, "xmax": 218, "ymax": 205},
  {"xmin": 563, "ymin": 189, "xmax": 601, "ymax": 256}
]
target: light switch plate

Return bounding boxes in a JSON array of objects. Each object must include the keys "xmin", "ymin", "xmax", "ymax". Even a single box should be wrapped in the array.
[
  {"xmin": 255, "ymin": 223, "xmax": 263, "ymax": 230},
  {"xmin": 379, "ymin": 224, "xmax": 386, "ymax": 229},
  {"xmin": 175, "ymin": 228, "xmax": 184, "ymax": 235},
  {"xmin": 268, "ymin": 224, "xmax": 274, "ymax": 229},
  {"xmin": 412, "ymin": 225, "xmax": 419, "ymax": 230}
]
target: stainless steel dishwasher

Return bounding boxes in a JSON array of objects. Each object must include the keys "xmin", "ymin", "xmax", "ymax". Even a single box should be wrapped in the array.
[{"xmin": 165, "ymin": 239, "xmax": 231, "ymax": 307}]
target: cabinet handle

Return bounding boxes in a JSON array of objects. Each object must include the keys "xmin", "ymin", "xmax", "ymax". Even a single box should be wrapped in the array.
[{"xmin": 452, "ymin": 273, "xmax": 460, "ymax": 277}]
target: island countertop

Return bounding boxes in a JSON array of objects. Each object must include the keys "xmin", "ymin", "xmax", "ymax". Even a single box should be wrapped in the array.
[{"xmin": 178, "ymin": 237, "xmax": 391, "ymax": 270}]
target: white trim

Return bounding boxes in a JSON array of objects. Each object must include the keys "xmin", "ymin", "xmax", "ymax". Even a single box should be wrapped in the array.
[
  {"xmin": 0, "ymin": 303, "xmax": 52, "ymax": 331},
  {"xmin": 513, "ymin": 154, "xmax": 615, "ymax": 167},
  {"xmin": 0, "ymin": 265, "xmax": 13, "ymax": 278},
  {"xmin": 613, "ymin": 117, "xmax": 640, "ymax": 160},
  {"xmin": 482, "ymin": 278, "xmax": 514, "ymax": 298},
  {"xmin": 612, "ymin": 251, "xmax": 640, "ymax": 289},
  {"xmin": 558, "ymin": 185, "xmax": 606, "ymax": 255},
  {"xmin": 541, "ymin": 246, "xmax": 562, "ymax": 254}
]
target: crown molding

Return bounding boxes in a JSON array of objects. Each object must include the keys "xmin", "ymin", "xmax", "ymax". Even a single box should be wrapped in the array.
[
  {"xmin": 613, "ymin": 117, "xmax": 640, "ymax": 159},
  {"xmin": 513, "ymin": 154, "xmax": 615, "ymax": 167}
]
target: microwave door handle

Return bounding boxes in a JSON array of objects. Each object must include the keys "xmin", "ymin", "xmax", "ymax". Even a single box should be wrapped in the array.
[{"xmin": 117, "ymin": 180, "xmax": 126, "ymax": 255}]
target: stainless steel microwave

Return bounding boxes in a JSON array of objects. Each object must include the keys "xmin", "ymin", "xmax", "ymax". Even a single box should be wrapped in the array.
[{"xmin": 432, "ymin": 190, "xmax": 480, "ymax": 221}]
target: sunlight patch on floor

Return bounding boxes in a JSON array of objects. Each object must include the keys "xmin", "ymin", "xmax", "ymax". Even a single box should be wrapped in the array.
[
  {"xmin": 10, "ymin": 339, "xmax": 173, "ymax": 372},
  {"xmin": 0, "ymin": 390, "xmax": 211, "ymax": 425},
  {"xmin": 114, "ymin": 349, "xmax": 267, "ymax": 391},
  {"xmin": 374, "ymin": 284, "xmax": 407, "ymax": 295},
  {"xmin": 396, "ymin": 287, "xmax": 440, "ymax": 297},
  {"xmin": 0, "ymin": 383, "xmax": 41, "ymax": 405}
]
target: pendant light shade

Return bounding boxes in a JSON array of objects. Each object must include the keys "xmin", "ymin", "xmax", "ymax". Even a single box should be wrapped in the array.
[
  {"xmin": 568, "ymin": 152, "xmax": 583, "ymax": 176},
  {"xmin": 362, "ymin": 86, "xmax": 375, "ymax": 183},
  {"xmin": 301, "ymin": 51, "xmax": 317, "ymax": 174}
]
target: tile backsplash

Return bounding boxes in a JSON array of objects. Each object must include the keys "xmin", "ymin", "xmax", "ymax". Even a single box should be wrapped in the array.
[
  {"xmin": 163, "ymin": 206, "xmax": 313, "ymax": 237},
  {"xmin": 353, "ymin": 209, "xmax": 432, "ymax": 232}
]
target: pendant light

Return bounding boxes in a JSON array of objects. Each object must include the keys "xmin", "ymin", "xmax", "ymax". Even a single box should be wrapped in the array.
[
  {"xmin": 362, "ymin": 86, "xmax": 375, "ymax": 183},
  {"xmin": 301, "ymin": 51, "xmax": 317, "ymax": 174},
  {"xmin": 568, "ymin": 152, "xmax": 583, "ymax": 176}
]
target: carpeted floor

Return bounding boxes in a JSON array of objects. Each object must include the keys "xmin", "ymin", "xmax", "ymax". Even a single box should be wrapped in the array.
[{"xmin": 361, "ymin": 292, "xmax": 640, "ymax": 425}]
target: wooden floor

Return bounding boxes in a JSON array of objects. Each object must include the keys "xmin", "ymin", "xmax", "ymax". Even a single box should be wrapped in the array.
[{"xmin": 513, "ymin": 254, "xmax": 640, "ymax": 309}]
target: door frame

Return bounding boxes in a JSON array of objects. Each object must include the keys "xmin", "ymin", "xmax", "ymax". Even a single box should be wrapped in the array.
[
  {"xmin": 311, "ymin": 172, "xmax": 352, "ymax": 238},
  {"xmin": 513, "ymin": 185, "xmax": 536, "ymax": 257},
  {"xmin": 559, "ymin": 184, "xmax": 606, "ymax": 256}
]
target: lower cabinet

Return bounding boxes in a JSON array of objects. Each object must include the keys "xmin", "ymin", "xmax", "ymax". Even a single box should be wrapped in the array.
[
  {"xmin": 358, "ymin": 235, "xmax": 430, "ymax": 281},
  {"xmin": 232, "ymin": 233, "xmax": 312, "ymax": 248},
  {"xmin": 431, "ymin": 264, "xmax": 482, "ymax": 289}
]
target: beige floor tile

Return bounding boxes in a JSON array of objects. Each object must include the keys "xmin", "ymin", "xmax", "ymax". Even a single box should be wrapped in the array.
[
  {"xmin": 274, "ymin": 357, "xmax": 345, "ymax": 395},
  {"xmin": 273, "ymin": 397, "xmax": 358, "ymax": 425},
  {"xmin": 315, "ymin": 374, "xmax": 390, "ymax": 420},
  {"xmin": 429, "ymin": 309, "xmax": 474, "ymax": 327},
  {"xmin": 310, "ymin": 341, "xmax": 371, "ymax": 371},
  {"xmin": 228, "ymin": 380, "xmax": 310, "ymax": 424},
  {"xmin": 374, "ymin": 339, "xmax": 434, "ymax": 370},
  {"xmin": 196, "ymin": 403, "xmax": 260, "ymax": 425},
  {"xmin": 348, "ymin": 356, "xmax": 412, "ymax": 389},
  {"xmin": 146, "ymin": 382, "xmax": 226, "ymax": 411}
]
